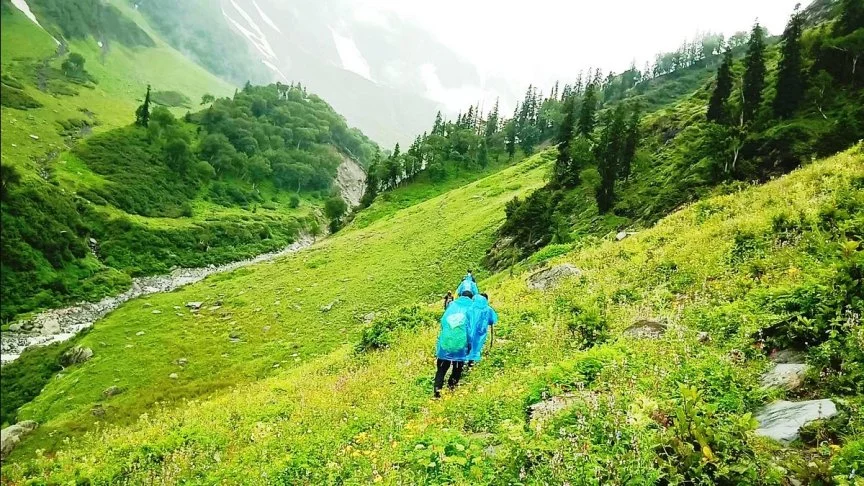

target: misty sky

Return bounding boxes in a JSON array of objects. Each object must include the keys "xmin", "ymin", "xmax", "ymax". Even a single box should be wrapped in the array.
[{"xmin": 358, "ymin": 0, "xmax": 803, "ymax": 98}]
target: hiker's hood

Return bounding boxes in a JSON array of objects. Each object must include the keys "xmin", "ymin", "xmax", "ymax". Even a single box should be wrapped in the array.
[{"xmin": 472, "ymin": 295, "xmax": 489, "ymax": 308}]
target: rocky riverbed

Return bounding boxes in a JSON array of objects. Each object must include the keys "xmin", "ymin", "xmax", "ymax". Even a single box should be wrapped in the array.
[{"xmin": 0, "ymin": 235, "xmax": 315, "ymax": 364}]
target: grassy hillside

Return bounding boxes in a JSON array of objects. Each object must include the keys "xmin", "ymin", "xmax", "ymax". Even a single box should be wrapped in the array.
[
  {"xmin": 0, "ymin": 4, "xmax": 380, "ymax": 322},
  {"xmin": 4, "ymin": 151, "xmax": 550, "ymax": 455},
  {"xmin": 3, "ymin": 146, "xmax": 860, "ymax": 483}
]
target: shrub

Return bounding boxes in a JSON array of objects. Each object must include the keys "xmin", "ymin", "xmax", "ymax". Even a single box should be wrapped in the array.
[
  {"xmin": 356, "ymin": 306, "xmax": 436, "ymax": 353},
  {"xmin": 656, "ymin": 385, "xmax": 760, "ymax": 484},
  {"xmin": 555, "ymin": 297, "xmax": 609, "ymax": 349}
]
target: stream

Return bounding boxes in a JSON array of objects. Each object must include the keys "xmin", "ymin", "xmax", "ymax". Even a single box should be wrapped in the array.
[{"xmin": 0, "ymin": 234, "xmax": 315, "ymax": 364}]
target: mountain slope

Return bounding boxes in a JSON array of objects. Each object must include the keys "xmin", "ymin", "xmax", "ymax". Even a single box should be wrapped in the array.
[
  {"xmin": 3, "ymin": 151, "xmax": 551, "ymax": 457},
  {"xmin": 3, "ymin": 146, "xmax": 861, "ymax": 482},
  {"xmin": 0, "ymin": 3, "xmax": 379, "ymax": 322}
]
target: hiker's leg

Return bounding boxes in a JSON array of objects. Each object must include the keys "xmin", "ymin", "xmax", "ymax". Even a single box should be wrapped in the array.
[
  {"xmin": 434, "ymin": 359, "xmax": 450, "ymax": 397},
  {"xmin": 447, "ymin": 361, "xmax": 465, "ymax": 389}
]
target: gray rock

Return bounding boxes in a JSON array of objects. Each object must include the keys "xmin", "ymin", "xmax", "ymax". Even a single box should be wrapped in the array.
[
  {"xmin": 7, "ymin": 322, "xmax": 22, "ymax": 332},
  {"xmin": 760, "ymin": 363, "xmax": 809, "ymax": 391},
  {"xmin": 102, "ymin": 385, "xmax": 122, "ymax": 397},
  {"xmin": 91, "ymin": 405, "xmax": 105, "ymax": 417},
  {"xmin": 169, "ymin": 373, "xmax": 179, "ymax": 380},
  {"xmin": 697, "ymin": 331, "xmax": 711, "ymax": 343},
  {"xmin": 1, "ymin": 420, "xmax": 38, "ymax": 460},
  {"xmin": 151, "ymin": 309, "xmax": 162, "ymax": 314},
  {"xmin": 176, "ymin": 358, "xmax": 188, "ymax": 366},
  {"xmin": 60, "ymin": 346, "xmax": 93, "ymax": 366},
  {"xmin": 320, "ymin": 300, "xmax": 337, "ymax": 313},
  {"xmin": 615, "ymin": 231, "xmax": 629, "ymax": 241},
  {"xmin": 623, "ymin": 320, "xmax": 667, "ymax": 339},
  {"xmin": 527, "ymin": 264, "xmax": 581, "ymax": 290},
  {"xmin": 770, "ymin": 349, "xmax": 806, "ymax": 364},
  {"xmin": 135, "ymin": 331, "xmax": 145, "ymax": 336},
  {"xmin": 362, "ymin": 312, "xmax": 377, "ymax": 323},
  {"xmin": 185, "ymin": 302, "xmax": 203, "ymax": 310},
  {"xmin": 755, "ymin": 399, "xmax": 837, "ymax": 444},
  {"xmin": 528, "ymin": 393, "xmax": 580, "ymax": 431}
]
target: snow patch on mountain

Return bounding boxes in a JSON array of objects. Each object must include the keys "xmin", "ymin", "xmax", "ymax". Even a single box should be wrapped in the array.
[
  {"xmin": 251, "ymin": 0, "xmax": 281, "ymax": 33},
  {"xmin": 262, "ymin": 59, "xmax": 289, "ymax": 82},
  {"xmin": 223, "ymin": 0, "xmax": 277, "ymax": 60},
  {"xmin": 10, "ymin": 0, "xmax": 60, "ymax": 45},
  {"xmin": 329, "ymin": 28, "xmax": 374, "ymax": 82}
]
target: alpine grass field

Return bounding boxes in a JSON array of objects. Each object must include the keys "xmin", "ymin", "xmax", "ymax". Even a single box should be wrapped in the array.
[
  {"xmin": 2, "ymin": 0, "xmax": 864, "ymax": 483},
  {"xmin": 2, "ymin": 146, "xmax": 861, "ymax": 483}
]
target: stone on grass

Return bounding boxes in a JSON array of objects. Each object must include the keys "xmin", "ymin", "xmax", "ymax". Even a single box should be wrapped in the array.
[
  {"xmin": 151, "ymin": 309, "xmax": 161, "ymax": 314},
  {"xmin": 697, "ymin": 331, "xmax": 711, "ymax": 343},
  {"xmin": 320, "ymin": 300, "xmax": 337, "ymax": 313},
  {"xmin": 1, "ymin": 421, "xmax": 38, "ymax": 460},
  {"xmin": 623, "ymin": 320, "xmax": 667, "ymax": 339},
  {"xmin": 755, "ymin": 399, "xmax": 837, "ymax": 444},
  {"xmin": 102, "ymin": 385, "xmax": 122, "ymax": 397},
  {"xmin": 527, "ymin": 393, "xmax": 580, "ymax": 431},
  {"xmin": 615, "ymin": 231, "xmax": 629, "ymax": 241},
  {"xmin": 60, "ymin": 346, "xmax": 93, "ymax": 366},
  {"xmin": 760, "ymin": 363, "xmax": 809, "ymax": 391},
  {"xmin": 527, "ymin": 264, "xmax": 581, "ymax": 290},
  {"xmin": 175, "ymin": 358, "xmax": 188, "ymax": 366},
  {"xmin": 770, "ymin": 349, "xmax": 806, "ymax": 364},
  {"xmin": 169, "ymin": 373, "xmax": 179, "ymax": 380},
  {"xmin": 185, "ymin": 302, "xmax": 203, "ymax": 310}
]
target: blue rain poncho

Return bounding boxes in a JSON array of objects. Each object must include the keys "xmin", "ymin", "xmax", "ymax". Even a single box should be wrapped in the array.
[
  {"xmin": 468, "ymin": 294, "xmax": 498, "ymax": 361},
  {"xmin": 436, "ymin": 296, "xmax": 474, "ymax": 361},
  {"xmin": 456, "ymin": 275, "xmax": 479, "ymax": 297}
]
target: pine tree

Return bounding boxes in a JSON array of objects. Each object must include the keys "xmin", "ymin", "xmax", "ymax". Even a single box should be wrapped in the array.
[
  {"xmin": 707, "ymin": 48, "xmax": 734, "ymax": 123},
  {"xmin": 595, "ymin": 106, "xmax": 627, "ymax": 213},
  {"xmin": 360, "ymin": 151, "xmax": 381, "ymax": 208},
  {"xmin": 836, "ymin": 0, "xmax": 864, "ymax": 37},
  {"xmin": 774, "ymin": 6, "xmax": 806, "ymax": 118},
  {"xmin": 577, "ymin": 83, "xmax": 598, "ymax": 137},
  {"xmin": 505, "ymin": 119, "xmax": 517, "ymax": 160},
  {"xmin": 620, "ymin": 105, "xmax": 641, "ymax": 180},
  {"xmin": 135, "ymin": 84, "xmax": 151, "ymax": 127},
  {"xmin": 484, "ymin": 99, "xmax": 500, "ymax": 140},
  {"xmin": 553, "ymin": 95, "xmax": 579, "ymax": 188},
  {"xmin": 742, "ymin": 22, "xmax": 767, "ymax": 123},
  {"xmin": 432, "ymin": 111, "xmax": 444, "ymax": 135}
]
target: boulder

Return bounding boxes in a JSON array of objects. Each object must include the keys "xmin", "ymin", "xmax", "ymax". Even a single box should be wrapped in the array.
[
  {"xmin": 91, "ymin": 405, "xmax": 105, "ymax": 417},
  {"xmin": 527, "ymin": 393, "xmax": 580, "ymax": 431},
  {"xmin": 527, "ymin": 264, "xmax": 581, "ymax": 290},
  {"xmin": 185, "ymin": 302, "xmax": 203, "ymax": 310},
  {"xmin": 615, "ymin": 231, "xmax": 629, "ymax": 241},
  {"xmin": 151, "ymin": 309, "xmax": 162, "ymax": 314},
  {"xmin": 623, "ymin": 320, "xmax": 667, "ymax": 339},
  {"xmin": 176, "ymin": 357, "xmax": 188, "ymax": 366},
  {"xmin": 60, "ymin": 346, "xmax": 93, "ymax": 367},
  {"xmin": 169, "ymin": 373, "xmax": 179, "ymax": 380},
  {"xmin": 755, "ymin": 399, "xmax": 837, "ymax": 444},
  {"xmin": 760, "ymin": 363, "xmax": 809, "ymax": 391},
  {"xmin": 102, "ymin": 385, "xmax": 122, "ymax": 397},
  {"xmin": 697, "ymin": 331, "xmax": 711, "ymax": 343},
  {"xmin": 1, "ymin": 421, "xmax": 38, "ymax": 460},
  {"xmin": 320, "ymin": 300, "xmax": 338, "ymax": 313},
  {"xmin": 770, "ymin": 349, "xmax": 806, "ymax": 364}
]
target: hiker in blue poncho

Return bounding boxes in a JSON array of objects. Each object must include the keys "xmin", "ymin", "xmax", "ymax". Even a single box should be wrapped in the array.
[
  {"xmin": 468, "ymin": 293, "xmax": 498, "ymax": 365},
  {"xmin": 434, "ymin": 290, "xmax": 475, "ymax": 398},
  {"xmin": 455, "ymin": 270, "xmax": 479, "ymax": 297}
]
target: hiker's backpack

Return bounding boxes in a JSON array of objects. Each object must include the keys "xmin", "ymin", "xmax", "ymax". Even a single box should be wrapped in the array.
[{"xmin": 439, "ymin": 306, "xmax": 470, "ymax": 354}]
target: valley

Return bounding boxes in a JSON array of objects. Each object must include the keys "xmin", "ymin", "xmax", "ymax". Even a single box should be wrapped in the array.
[{"xmin": 1, "ymin": 0, "xmax": 862, "ymax": 483}]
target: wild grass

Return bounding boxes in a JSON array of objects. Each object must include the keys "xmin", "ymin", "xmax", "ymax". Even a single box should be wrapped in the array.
[{"xmin": 3, "ymin": 148, "xmax": 861, "ymax": 483}]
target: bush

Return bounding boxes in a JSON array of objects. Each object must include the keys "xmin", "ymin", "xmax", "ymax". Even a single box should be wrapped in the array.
[
  {"xmin": 0, "ymin": 83, "xmax": 42, "ymax": 110},
  {"xmin": 656, "ymin": 385, "xmax": 760, "ymax": 484},
  {"xmin": 356, "ymin": 306, "xmax": 436, "ymax": 353},
  {"xmin": 555, "ymin": 297, "xmax": 609, "ymax": 349}
]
